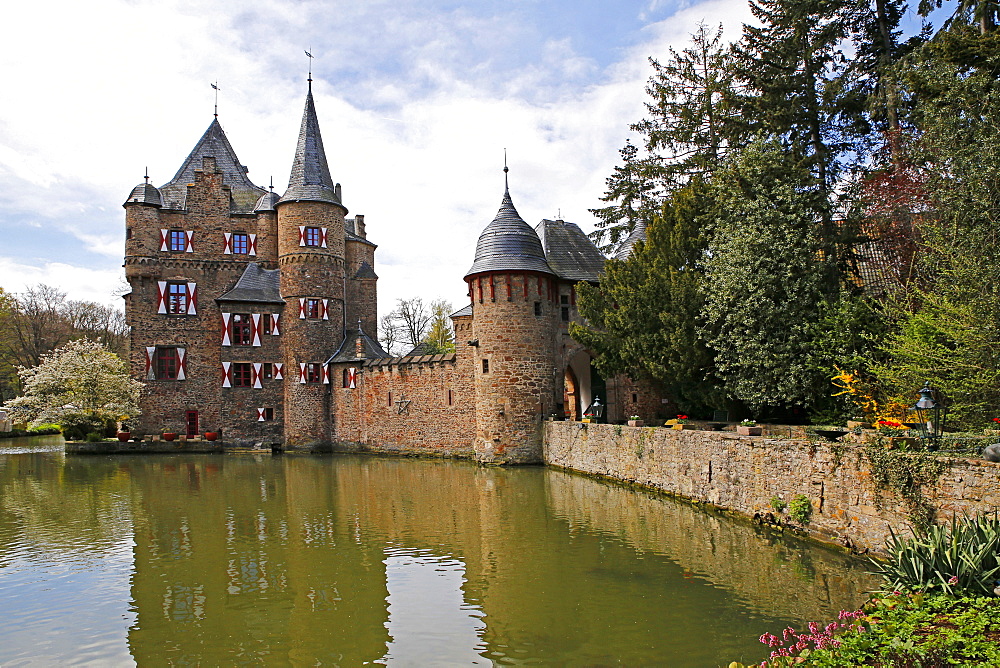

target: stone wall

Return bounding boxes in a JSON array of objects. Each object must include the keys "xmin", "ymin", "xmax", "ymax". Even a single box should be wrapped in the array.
[
  {"xmin": 543, "ymin": 423, "xmax": 1000, "ymax": 553},
  {"xmin": 330, "ymin": 352, "xmax": 476, "ymax": 456}
]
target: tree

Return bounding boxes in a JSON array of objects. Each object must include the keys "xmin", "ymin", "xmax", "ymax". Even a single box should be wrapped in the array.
[
  {"xmin": 574, "ymin": 179, "xmax": 721, "ymax": 411},
  {"xmin": 590, "ymin": 23, "xmax": 739, "ymax": 252},
  {"xmin": 7, "ymin": 339, "xmax": 142, "ymax": 438},
  {"xmin": 919, "ymin": 0, "xmax": 999, "ymax": 34},
  {"xmin": 379, "ymin": 312, "xmax": 405, "ymax": 357},
  {"xmin": 701, "ymin": 139, "xmax": 843, "ymax": 411},
  {"xmin": 422, "ymin": 299, "xmax": 456, "ymax": 354}
]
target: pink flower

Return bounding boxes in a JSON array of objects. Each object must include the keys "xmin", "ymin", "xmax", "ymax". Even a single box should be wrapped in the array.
[{"xmin": 948, "ymin": 575, "xmax": 959, "ymax": 585}]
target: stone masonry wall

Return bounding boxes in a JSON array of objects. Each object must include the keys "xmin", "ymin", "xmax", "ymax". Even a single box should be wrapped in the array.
[
  {"xmin": 544, "ymin": 423, "xmax": 1000, "ymax": 553},
  {"xmin": 330, "ymin": 352, "xmax": 476, "ymax": 456}
]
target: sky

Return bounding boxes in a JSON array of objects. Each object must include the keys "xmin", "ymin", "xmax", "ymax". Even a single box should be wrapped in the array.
[{"xmin": 0, "ymin": 0, "xmax": 932, "ymax": 316}]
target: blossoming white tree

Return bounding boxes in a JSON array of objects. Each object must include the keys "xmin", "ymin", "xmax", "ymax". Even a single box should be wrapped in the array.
[{"xmin": 8, "ymin": 339, "xmax": 141, "ymax": 438}]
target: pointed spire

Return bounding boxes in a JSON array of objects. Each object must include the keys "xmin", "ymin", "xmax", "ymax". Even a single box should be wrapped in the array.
[{"xmin": 279, "ymin": 83, "xmax": 341, "ymax": 206}]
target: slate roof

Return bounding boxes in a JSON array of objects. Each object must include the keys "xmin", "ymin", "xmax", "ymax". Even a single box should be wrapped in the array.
[
  {"xmin": 124, "ymin": 182, "xmax": 163, "ymax": 207},
  {"xmin": 159, "ymin": 118, "xmax": 266, "ymax": 213},
  {"xmin": 279, "ymin": 88, "xmax": 342, "ymax": 207},
  {"xmin": 346, "ymin": 230, "xmax": 376, "ymax": 247},
  {"xmin": 614, "ymin": 218, "xmax": 648, "ymax": 261},
  {"xmin": 254, "ymin": 190, "xmax": 281, "ymax": 212},
  {"xmin": 353, "ymin": 261, "xmax": 378, "ymax": 280},
  {"xmin": 217, "ymin": 263, "xmax": 283, "ymax": 304},
  {"xmin": 465, "ymin": 183, "xmax": 555, "ymax": 279},
  {"xmin": 450, "ymin": 304, "xmax": 473, "ymax": 318},
  {"xmin": 535, "ymin": 219, "xmax": 606, "ymax": 282},
  {"xmin": 326, "ymin": 326, "xmax": 388, "ymax": 363}
]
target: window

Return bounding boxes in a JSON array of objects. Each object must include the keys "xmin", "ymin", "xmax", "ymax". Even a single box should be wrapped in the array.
[
  {"xmin": 260, "ymin": 407, "xmax": 274, "ymax": 421},
  {"xmin": 560, "ymin": 294, "xmax": 569, "ymax": 305},
  {"xmin": 262, "ymin": 314, "xmax": 273, "ymax": 335},
  {"xmin": 561, "ymin": 307, "xmax": 569, "ymax": 322},
  {"xmin": 155, "ymin": 347, "xmax": 179, "ymax": 380},
  {"xmin": 482, "ymin": 359, "xmax": 489, "ymax": 373},
  {"xmin": 534, "ymin": 302, "xmax": 542, "ymax": 316},
  {"xmin": 261, "ymin": 363, "xmax": 273, "ymax": 380},
  {"xmin": 305, "ymin": 363, "xmax": 322, "ymax": 383},
  {"xmin": 304, "ymin": 227, "xmax": 321, "ymax": 246},
  {"xmin": 447, "ymin": 389, "xmax": 454, "ymax": 406},
  {"xmin": 167, "ymin": 283, "xmax": 188, "ymax": 315},
  {"xmin": 231, "ymin": 232, "xmax": 249, "ymax": 254},
  {"xmin": 388, "ymin": 392, "xmax": 393, "ymax": 408},
  {"xmin": 169, "ymin": 229, "xmax": 187, "ymax": 251},
  {"xmin": 305, "ymin": 298, "xmax": 321, "ymax": 319},
  {"xmin": 126, "ymin": 227, "xmax": 132, "ymax": 239},
  {"xmin": 233, "ymin": 362, "xmax": 253, "ymax": 387},
  {"xmin": 232, "ymin": 313, "xmax": 253, "ymax": 346}
]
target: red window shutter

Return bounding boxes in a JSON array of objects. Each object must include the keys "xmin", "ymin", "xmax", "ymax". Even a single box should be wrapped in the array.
[
  {"xmin": 186, "ymin": 283, "xmax": 197, "ymax": 315},
  {"xmin": 252, "ymin": 363, "xmax": 262, "ymax": 388},
  {"xmin": 257, "ymin": 408, "xmax": 266, "ymax": 422},
  {"xmin": 322, "ymin": 365, "xmax": 330, "ymax": 384},
  {"xmin": 298, "ymin": 226, "xmax": 306, "ymax": 246},
  {"xmin": 274, "ymin": 363, "xmax": 284, "ymax": 380},
  {"xmin": 221, "ymin": 312, "xmax": 231, "ymax": 346},
  {"xmin": 156, "ymin": 281, "xmax": 167, "ymax": 314},
  {"xmin": 320, "ymin": 227, "xmax": 328, "ymax": 248},
  {"xmin": 160, "ymin": 229, "xmax": 169, "ymax": 252},
  {"xmin": 272, "ymin": 313, "xmax": 281, "ymax": 335},
  {"xmin": 348, "ymin": 367, "xmax": 357, "ymax": 389},
  {"xmin": 299, "ymin": 362, "xmax": 307, "ymax": 384},
  {"xmin": 185, "ymin": 231, "xmax": 194, "ymax": 253},
  {"xmin": 321, "ymin": 299, "xmax": 329, "ymax": 320},
  {"xmin": 299, "ymin": 298, "xmax": 306, "ymax": 319},
  {"xmin": 251, "ymin": 313, "xmax": 262, "ymax": 346},
  {"xmin": 223, "ymin": 232, "xmax": 232, "ymax": 254},
  {"xmin": 176, "ymin": 347, "xmax": 187, "ymax": 380},
  {"xmin": 249, "ymin": 234, "xmax": 257, "ymax": 256},
  {"xmin": 145, "ymin": 346, "xmax": 156, "ymax": 380},
  {"xmin": 222, "ymin": 361, "xmax": 232, "ymax": 388}
]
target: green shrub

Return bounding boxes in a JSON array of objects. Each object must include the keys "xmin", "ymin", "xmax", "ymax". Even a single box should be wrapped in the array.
[
  {"xmin": 873, "ymin": 513, "xmax": 1000, "ymax": 596},
  {"xmin": 85, "ymin": 432, "xmax": 102, "ymax": 442},
  {"xmin": 788, "ymin": 494, "xmax": 812, "ymax": 524},
  {"xmin": 769, "ymin": 495, "xmax": 786, "ymax": 513}
]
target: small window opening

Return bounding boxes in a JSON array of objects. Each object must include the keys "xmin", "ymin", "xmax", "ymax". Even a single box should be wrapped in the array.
[
  {"xmin": 534, "ymin": 302, "xmax": 542, "ymax": 316},
  {"xmin": 482, "ymin": 359, "xmax": 489, "ymax": 373}
]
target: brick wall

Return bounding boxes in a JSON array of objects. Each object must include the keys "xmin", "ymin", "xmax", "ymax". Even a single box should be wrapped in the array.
[
  {"xmin": 543, "ymin": 423, "xmax": 1000, "ymax": 553},
  {"xmin": 330, "ymin": 352, "xmax": 475, "ymax": 456}
]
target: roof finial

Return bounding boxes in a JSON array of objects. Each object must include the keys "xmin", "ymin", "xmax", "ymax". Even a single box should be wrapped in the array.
[
  {"xmin": 503, "ymin": 148, "xmax": 509, "ymax": 193},
  {"xmin": 557, "ymin": 208, "xmax": 561, "ymax": 220},
  {"xmin": 269, "ymin": 176, "xmax": 274, "ymax": 192},
  {"xmin": 211, "ymin": 82, "xmax": 220, "ymax": 118},
  {"xmin": 144, "ymin": 167, "xmax": 149, "ymax": 184},
  {"xmin": 305, "ymin": 48, "xmax": 314, "ymax": 93},
  {"xmin": 357, "ymin": 318, "xmax": 363, "ymax": 332}
]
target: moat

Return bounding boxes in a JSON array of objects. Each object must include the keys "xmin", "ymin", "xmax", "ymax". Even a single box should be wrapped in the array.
[{"xmin": 0, "ymin": 436, "xmax": 877, "ymax": 665}]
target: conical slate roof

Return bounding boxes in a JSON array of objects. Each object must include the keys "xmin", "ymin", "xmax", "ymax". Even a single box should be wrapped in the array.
[
  {"xmin": 535, "ymin": 219, "xmax": 606, "ymax": 282},
  {"xmin": 614, "ymin": 219, "xmax": 648, "ymax": 260},
  {"xmin": 159, "ymin": 118, "xmax": 265, "ymax": 213},
  {"xmin": 279, "ymin": 87, "xmax": 342, "ymax": 206},
  {"xmin": 124, "ymin": 182, "xmax": 162, "ymax": 207},
  {"xmin": 465, "ymin": 182, "xmax": 554, "ymax": 279},
  {"xmin": 254, "ymin": 189, "xmax": 281, "ymax": 212}
]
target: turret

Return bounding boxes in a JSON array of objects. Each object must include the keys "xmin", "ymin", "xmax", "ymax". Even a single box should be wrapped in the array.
[
  {"xmin": 464, "ymin": 170, "xmax": 557, "ymax": 464},
  {"xmin": 276, "ymin": 82, "xmax": 346, "ymax": 449}
]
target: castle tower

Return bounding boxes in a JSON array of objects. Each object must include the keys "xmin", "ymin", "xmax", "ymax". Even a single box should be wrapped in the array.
[
  {"xmin": 276, "ymin": 82, "xmax": 346, "ymax": 449},
  {"xmin": 464, "ymin": 171, "xmax": 558, "ymax": 464}
]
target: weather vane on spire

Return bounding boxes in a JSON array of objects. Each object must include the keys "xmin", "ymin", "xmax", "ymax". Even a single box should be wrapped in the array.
[
  {"xmin": 211, "ymin": 82, "xmax": 220, "ymax": 118},
  {"xmin": 503, "ymin": 148, "xmax": 509, "ymax": 191},
  {"xmin": 305, "ymin": 49, "xmax": 314, "ymax": 91}
]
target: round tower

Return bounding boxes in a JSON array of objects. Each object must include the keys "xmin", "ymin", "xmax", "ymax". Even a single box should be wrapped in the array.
[
  {"xmin": 276, "ymin": 83, "xmax": 346, "ymax": 449},
  {"xmin": 464, "ymin": 171, "xmax": 558, "ymax": 464}
]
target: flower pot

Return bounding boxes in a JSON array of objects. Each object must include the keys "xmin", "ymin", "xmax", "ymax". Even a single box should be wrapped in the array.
[
  {"xmin": 846, "ymin": 420, "xmax": 872, "ymax": 430},
  {"xmin": 737, "ymin": 425, "xmax": 762, "ymax": 436},
  {"xmin": 116, "ymin": 431, "xmax": 131, "ymax": 442},
  {"xmin": 162, "ymin": 432, "xmax": 177, "ymax": 442},
  {"xmin": 204, "ymin": 432, "xmax": 218, "ymax": 441},
  {"xmin": 673, "ymin": 423, "xmax": 691, "ymax": 430},
  {"xmin": 627, "ymin": 420, "xmax": 644, "ymax": 427}
]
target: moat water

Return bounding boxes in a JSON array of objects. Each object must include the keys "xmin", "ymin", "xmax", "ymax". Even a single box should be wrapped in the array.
[{"xmin": 0, "ymin": 435, "xmax": 878, "ymax": 666}]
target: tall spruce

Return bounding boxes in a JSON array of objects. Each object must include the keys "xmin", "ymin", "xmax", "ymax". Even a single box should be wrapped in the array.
[
  {"xmin": 590, "ymin": 23, "xmax": 738, "ymax": 252},
  {"xmin": 574, "ymin": 179, "xmax": 720, "ymax": 411}
]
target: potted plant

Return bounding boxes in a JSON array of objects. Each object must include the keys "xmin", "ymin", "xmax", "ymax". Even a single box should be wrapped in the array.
[
  {"xmin": 627, "ymin": 415, "xmax": 644, "ymax": 427},
  {"xmin": 874, "ymin": 419, "xmax": 916, "ymax": 448},
  {"xmin": 204, "ymin": 430, "xmax": 219, "ymax": 441},
  {"xmin": 116, "ymin": 422, "xmax": 131, "ymax": 442},
  {"xmin": 672, "ymin": 414, "xmax": 689, "ymax": 430},
  {"xmin": 161, "ymin": 426, "xmax": 178, "ymax": 441},
  {"xmin": 737, "ymin": 419, "xmax": 762, "ymax": 436}
]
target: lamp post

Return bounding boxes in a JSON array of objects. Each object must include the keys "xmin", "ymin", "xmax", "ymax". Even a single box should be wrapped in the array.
[
  {"xmin": 912, "ymin": 381, "xmax": 948, "ymax": 450},
  {"xmin": 586, "ymin": 395, "xmax": 604, "ymax": 423}
]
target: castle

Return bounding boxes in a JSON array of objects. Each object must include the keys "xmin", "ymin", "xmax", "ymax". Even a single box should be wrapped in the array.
[{"xmin": 123, "ymin": 81, "xmax": 664, "ymax": 463}]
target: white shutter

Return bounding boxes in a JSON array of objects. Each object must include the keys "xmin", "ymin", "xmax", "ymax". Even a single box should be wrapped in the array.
[
  {"xmin": 185, "ymin": 230, "xmax": 194, "ymax": 252},
  {"xmin": 274, "ymin": 363, "xmax": 284, "ymax": 380},
  {"xmin": 145, "ymin": 347, "xmax": 156, "ymax": 380},
  {"xmin": 160, "ymin": 229, "xmax": 169, "ymax": 251},
  {"xmin": 299, "ymin": 362, "xmax": 307, "ymax": 384},
  {"xmin": 299, "ymin": 298, "xmax": 306, "ymax": 319},
  {"xmin": 222, "ymin": 361, "xmax": 232, "ymax": 388},
  {"xmin": 176, "ymin": 347, "xmax": 187, "ymax": 380},
  {"xmin": 257, "ymin": 408, "xmax": 266, "ymax": 422},
  {"xmin": 320, "ymin": 227, "xmax": 328, "ymax": 248},
  {"xmin": 252, "ymin": 363, "xmax": 262, "ymax": 389},
  {"xmin": 223, "ymin": 232, "xmax": 232, "ymax": 254},
  {"xmin": 299, "ymin": 226, "xmax": 306, "ymax": 246},
  {"xmin": 156, "ymin": 281, "xmax": 167, "ymax": 314},
  {"xmin": 251, "ymin": 313, "xmax": 262, "ymax": 347},
  {"xmin": 322, "ymin": 365, "xmax": 330, "ymax": 384},
  {"xmin": 248, "ymin": 234, "xmax": 257, "ymax": 256},
  {"xmin": 321, "ymin": 299, "xmax": 329, "ymax": 320},
  {"xmin": 186, "ymin": 283, "xmax": 197, "ymax": 315},
  {"xmin": 272, "ymin": 313, "xmax": 281, "ymax": 335}
]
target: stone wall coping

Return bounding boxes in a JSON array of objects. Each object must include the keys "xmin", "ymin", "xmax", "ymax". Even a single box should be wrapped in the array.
[{"xmin": 364, "ymin": 353, "xmax": 457, "ymax": 367}]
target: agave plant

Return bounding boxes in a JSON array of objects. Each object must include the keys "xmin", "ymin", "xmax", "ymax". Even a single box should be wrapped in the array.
[{"xmin": 872, "ymin": 513, "xmax": 1000, "ymax": 596}]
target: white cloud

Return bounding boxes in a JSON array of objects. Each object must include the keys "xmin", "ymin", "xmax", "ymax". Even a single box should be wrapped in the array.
[{"xmin": 0, "ymin": 257, "xmax": 124, "ymax": 307}]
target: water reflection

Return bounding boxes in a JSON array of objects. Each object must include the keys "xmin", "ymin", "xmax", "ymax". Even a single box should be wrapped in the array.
[
  {"xmin": 381, "ymin": 548, "xmax": 487, "ymax": 666},
  {"xmin": 0, "ymin": 450, "xmax": 879, "ymax": 666}
]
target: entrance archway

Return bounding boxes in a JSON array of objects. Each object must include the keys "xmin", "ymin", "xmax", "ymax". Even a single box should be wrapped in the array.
[{"xmin": 564, "ymin": 367, "xmax": 580, "ymax": 421}]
